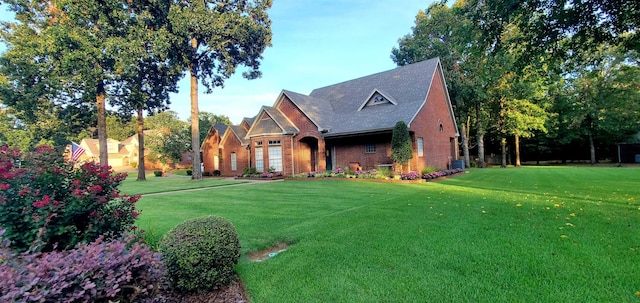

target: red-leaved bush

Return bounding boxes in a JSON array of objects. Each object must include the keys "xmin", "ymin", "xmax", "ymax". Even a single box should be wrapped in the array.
[
  {"xmin": 0, "ymin": 145, "xmax": 141, "ymax": 252},
  {"xmin": 0, "ymin": 230, "xmax": 164, "ymax": 303}
]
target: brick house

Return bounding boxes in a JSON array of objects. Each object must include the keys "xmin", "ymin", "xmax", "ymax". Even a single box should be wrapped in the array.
[{"xmin": 203, "ymin": 58, "xmax": 459, "ymax": 176}]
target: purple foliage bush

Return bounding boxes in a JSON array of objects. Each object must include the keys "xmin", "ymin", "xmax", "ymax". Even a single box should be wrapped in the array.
[
  {"xmin": 421, "ymin": 168, "xmax": 464, "ymax": 180},
  {"xmin": 0, "ymin": 146, "xmax": 141, "ymax": 252},
  {"xmin": 400, "ymin": 171, "xmax": 420, "ymax": 180},
  {"xmin": 0, "ymin": 231, "xmax": 164, "ymax": 303}
]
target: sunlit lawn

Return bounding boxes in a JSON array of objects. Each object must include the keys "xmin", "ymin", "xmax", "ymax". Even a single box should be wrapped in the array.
[
  {"xmin": 119, "ymin": 173, "xmax": 246, "ymax": 195},
  {"xmin": 135, "ymin": 167, "xmax": 640, "ymax": 302}
]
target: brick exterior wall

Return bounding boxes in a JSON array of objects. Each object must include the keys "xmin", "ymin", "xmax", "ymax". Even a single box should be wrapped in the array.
[
  {"xmin": 409, "ymin": 65, "xmax": 458, "ymax": 170},
  {"xmin": 276, "ymin": 96, "xmax": 326, "ymax": 174},
  {"xmin": 219, "ymin": 131, "xmax": 249, "ymax": 176},
  {"xmin": 326, "ymin": 133, "xmax": 393, "ymax": 171}
]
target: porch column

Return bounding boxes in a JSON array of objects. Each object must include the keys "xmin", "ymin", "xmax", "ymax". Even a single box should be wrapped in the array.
[{"xmin": 318, "ymin": 139, "xmax": 326, "ymax": 172}]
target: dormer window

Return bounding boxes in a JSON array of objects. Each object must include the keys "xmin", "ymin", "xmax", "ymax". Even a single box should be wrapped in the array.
[{"xmin": 359, "ymin": 89, "xmax": 398, "ymax": 111}]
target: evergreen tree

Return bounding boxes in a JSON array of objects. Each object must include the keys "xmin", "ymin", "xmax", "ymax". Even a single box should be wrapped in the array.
[{"xmin": 391, "ymin": 121, "xmax": 413, "ymax": 172}]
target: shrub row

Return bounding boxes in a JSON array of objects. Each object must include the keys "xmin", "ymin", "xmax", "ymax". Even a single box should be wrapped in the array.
[
  {"xmin": 0, "ymin": 232, "xmax": 163, "ymax": 303},
  {"xmin": 292, "ymin": 167, "xmax": 464, "ymax": 181},
  {"xmin": 421, "ymin": 168, "xmax": 464, "ymax": 180}
]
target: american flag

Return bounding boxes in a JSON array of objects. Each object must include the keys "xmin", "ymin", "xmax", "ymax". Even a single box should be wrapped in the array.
[{"xmin": 71, "ymin": 142, "xmax": 85, "ymax": 161}]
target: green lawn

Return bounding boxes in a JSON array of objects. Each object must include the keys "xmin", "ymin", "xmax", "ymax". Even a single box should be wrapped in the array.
[
  {"xmin": 134, "ymin": 167, "xmax": 640, "ymax": 302},
  {"xmin": 119, "ymin": 173, "xmax": 246, "ymax": 195}
]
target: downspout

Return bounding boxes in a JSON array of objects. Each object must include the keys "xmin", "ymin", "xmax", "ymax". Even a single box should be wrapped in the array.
[
  {"xmin": 290, "ymin": 136, "xmax": 295, "ymax": 175},
  {"xmin": 247, "ymin": 144, "xmax": 252, "ymax": 169}
]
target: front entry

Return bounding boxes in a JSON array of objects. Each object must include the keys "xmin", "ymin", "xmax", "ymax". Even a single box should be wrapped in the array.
[
  {"xmin": 325, "ymin": 146, "xmax": 333, "ymax": 171},
  {"xmin": 300, "ymin": 137, "xmax": 319, "ymax": 173}
]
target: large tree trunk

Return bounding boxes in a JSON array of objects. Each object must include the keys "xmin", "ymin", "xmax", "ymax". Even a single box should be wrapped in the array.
[
  {"xmin": 515, "ymin": 135, "xmax": 521, "ymax": 167},
  {"xmin": 499, "ymin": 97, "xmax": 506, "ymax": 168},
  {"xmin": 96, "ymin": 78, "xmax": 108, "ymax": 166},
  {"xmin": 500, "ymin": 137, "xmax": 507, "ymax": 168},
  {"xmin": 190, "ymin": 38, "xmax": 202, "ymax": 180},
  {"xmin": 136, "ymin": 106, "xmax": 146, "ymax": 181},
  {"xmin": 589, "ymin": 132, "xmax": 596, "ymax": 164},
  {"xmin": 476, "ymin": 101, "xmax": 485, "ymax": 168},
  {"xmin": 461, "ymin": 121, "xmax": 471, "ymax": 168}
]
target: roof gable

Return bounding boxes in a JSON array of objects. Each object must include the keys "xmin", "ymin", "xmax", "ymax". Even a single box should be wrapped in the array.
[
  {"xmin": 308, "ymin": 58, "xmax": 441, "ymax": 136},
  {"xmin": 221, "ymin": 125, "xmax": 249, "ymax": 146},
  {"xmin": 245, "ymin": 106, "xmax": 299, "ymax": 138},
  {"xmin": 407, "ymin": 61, "xmax": 459, "ymax": 136},
  {"xmin": 358, "ymin": 89, "xmax": 398, "ymax": 111},
  {"xmin": 276, "ymin": 90, "xmax": 334, "ymax": 132}
]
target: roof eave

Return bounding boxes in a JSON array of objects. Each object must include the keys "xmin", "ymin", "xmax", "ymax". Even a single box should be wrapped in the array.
[{"xmin": 322, "ymin": 128, "xmax": 393, "ymax": 139}]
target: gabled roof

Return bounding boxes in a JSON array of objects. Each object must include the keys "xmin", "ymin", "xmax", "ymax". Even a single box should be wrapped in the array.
[
  {"xmin": 223, "ymin": 125, "xmax": 250, "ymax": 146},
  {"xmin": 246, "ymin": 106, "xmax": 299, "ymax": 138},
  {"xmin": 212, "ymin": 124, "xmax": 228, "ymax": 137},
  {"xmin": 308, "ymin": 58, "xmax": 442, "ymax": 137},
  {"xmin": 200, "ymin": 124, "xmax": 229, "ymax": 150},
  {"xmin": 278, "ymin": 90, "xmax": 334, "ymax": 132},
  {"xmin": 242, "ymin": 117, "xmax": 255, "ymax": 127}
]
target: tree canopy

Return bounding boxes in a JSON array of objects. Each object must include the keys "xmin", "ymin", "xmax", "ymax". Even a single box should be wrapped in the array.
[
  {"xmin": 393, "ymin": 0, "xmax": 640, "ymax": 165},
  {"xmin": 167, "ymin": 0, "xmax": 272, "ymax": 180}
]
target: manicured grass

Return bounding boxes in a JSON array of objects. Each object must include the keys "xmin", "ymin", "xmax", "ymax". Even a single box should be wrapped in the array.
[
  {"xmin": 119, "ymin": 173, "xmax": 246, "ymax": 195},
  {"xmin": 135, "ymin": 167, "xmax": 640, "ymax": 302}
]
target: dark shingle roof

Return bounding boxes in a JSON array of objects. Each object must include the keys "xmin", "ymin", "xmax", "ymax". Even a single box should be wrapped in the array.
[
  {"xmin": 246, "ymin": 106, "xmax": 299, "ymax": 138},
  {"xmin": 213, "ymin": 124, "xmax": 228, "ymax": 137},
  {"xmin": 281, "ymin": 90, "xmax": 334, "ymax": 131},
  {"xmin": 309, "ymin": 58, "xmax": 440, "ymax": 136},
  {"xmin": 228, "ymin": 125, "xmax": 249, "ymax": 146}
]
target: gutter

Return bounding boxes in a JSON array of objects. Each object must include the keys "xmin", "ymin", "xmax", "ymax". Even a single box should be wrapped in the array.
[{"xmin": 322, "ymin": 128, "xmax": 394, "ymax": 139}]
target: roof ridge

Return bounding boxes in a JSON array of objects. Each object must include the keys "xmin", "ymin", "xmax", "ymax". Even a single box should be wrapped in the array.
[{"xmin": 310, "ymin": 57, "xmax": 440, "ymax": 94}]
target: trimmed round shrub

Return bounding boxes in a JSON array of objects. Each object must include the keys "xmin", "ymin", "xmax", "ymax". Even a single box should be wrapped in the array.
[{"xmin": 159, "ymin": 216, "xmax": 240, "ymax": 293}]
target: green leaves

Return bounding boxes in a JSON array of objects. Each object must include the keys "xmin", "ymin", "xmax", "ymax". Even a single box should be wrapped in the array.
[{"xmin": 390, "ymin": 121, "xmax": 413, "ymax": 169}]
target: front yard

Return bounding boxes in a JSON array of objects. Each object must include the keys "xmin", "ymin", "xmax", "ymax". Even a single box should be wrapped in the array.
[{"xmin": 131, "ymin": 167, "xmax": 640, "ymax": 302}]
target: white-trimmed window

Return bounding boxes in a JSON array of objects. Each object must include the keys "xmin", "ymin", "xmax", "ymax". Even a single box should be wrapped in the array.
[
  {"xmin": 417, "ymin": 137, "xmax": 424, "ymax": 157},
  {"xmin": 231, "ymin": 152, "xmax": 237, "ymax": 171},
  {"xmin": 255, "ymin": 148, "xmax": 264, "ymax": 172},
  {"xmin": 268, "ymin": 140, "xmax": 282, "ymax": 171},
  {"xmin": 365, "ymin": 143, "xmax": 376, "ymax": 153}
]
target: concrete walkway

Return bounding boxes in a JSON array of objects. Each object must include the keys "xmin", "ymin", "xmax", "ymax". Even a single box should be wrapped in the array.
[{"xmin": 142, "ymin": 178, "xmax": 284, "ymax": 197}]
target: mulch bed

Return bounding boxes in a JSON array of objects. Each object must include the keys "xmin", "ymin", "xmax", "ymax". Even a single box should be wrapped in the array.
[{"xmin": 153, "ymin": 279, "xmax": 249, "ymax": 303}]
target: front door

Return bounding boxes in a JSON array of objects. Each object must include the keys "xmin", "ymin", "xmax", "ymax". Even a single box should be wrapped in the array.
[{"xmin": 325, "ymin": 146, "xmax": 332, "ymax": 171}]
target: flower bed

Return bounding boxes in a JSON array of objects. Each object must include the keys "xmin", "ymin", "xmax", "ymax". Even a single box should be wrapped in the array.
[
  {"xmin": 235, "ymin": 171, "xmax": 284, "ymax": 180},
  {"xmin": 420, "ymin": 168, "xmax": 465, "ymax": 180},
  {"xmin": 287, "ymin": 168, "xmax": 465, "ymax": 182}
]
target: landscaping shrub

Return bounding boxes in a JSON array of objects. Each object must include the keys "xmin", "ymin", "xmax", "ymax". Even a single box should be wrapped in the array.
[
  {"xmin": 421, "ymin": 166, "xmax": 438, "ymax": 175},
  {"xmin": 203, "ymin": 171, "xmax": 212, "ymax": 177},
  {"xmin": 186, "ymin": 169, "xmax": 192, "ymax": 176},
  {"xmin": 153, "ymin": 170, "xmax": 163, "ymax": 177},
  {"xmin": 130, "ymin": 161, "xmax": 138, "ymax": 168},
  {"xmin": 0, "ymin": 146, "xmax": 140, "ymax": 252},
  {"xmin": 213, "ymin": 170, "xmax": 221, "ymax": 176},
  {"xmin": 159, "ymin": 216, "xmax": 240, "ymax": 293},
  {"xmin": 0, "ymin": 230, "xmax": 164, "ymax": 303},
  {"xmin": 242, "ymin": 167, "xmax": 257, "ymax": 177}
]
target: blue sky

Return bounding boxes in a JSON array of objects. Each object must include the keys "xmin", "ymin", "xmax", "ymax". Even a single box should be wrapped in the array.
[{"xmin": 1, "ymin": 1, "xmax": 434, "ymax": 124}]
